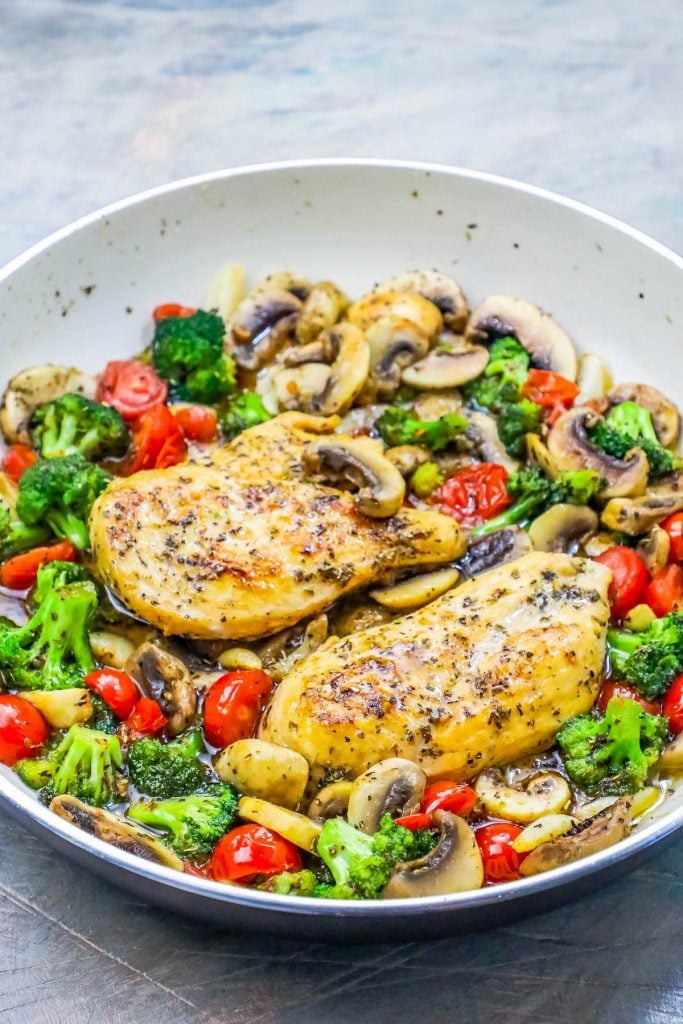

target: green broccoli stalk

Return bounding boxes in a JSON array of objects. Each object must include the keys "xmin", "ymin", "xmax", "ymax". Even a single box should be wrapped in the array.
[
  {"xmin": 374, "ymin": 408, "xmax": 468, "ymax": 451},
  {"xmin": 0, "ymin": 575, "xmax": 97, "ymax": 689},
  {"xmin": 0, "ymin": 496, "xmax": 52, "ymax": 560},
  {"xmin": 30, "ymin": 559, "xmax": 92, "ymax": 606},
  {"xmin": 15, "ymin": 724, "xmax": 123, "ymax": 806},
  {"xmin": 221, "ymin": 391, "xmax": 272, "ymax": 440},
  {"xmin": 589, "ymin": 402, "xmax": 680, "ymax": 483},
  {"xmin": 152, "ymin": 309, "xmax": 236, "ymax": 404},
  {"xmin": 127, "ymin": 783, "xmax": 239, "ymax": 858},
  {"xmin": 607, "ymin": 612, "xmax": 683, "ymax": 699},
  {"xmin": 470, "ymin": 466, "xmax": 602, "ymax": 538},
  {"xmin": 16, "ymin": 454, "xmax": 112, "ymax": 550},
  {"xmin": 410, "ymin": 461, "xmax": 444, "ymax": 498},
  {"xmin": 126, "ymin": 727, "xmax": 210, "ymax": 798},
  {"xmin": 557, "ymin": 696, "xmax": 668, "ymax": 796},
  {"xmin": 30, "ymin": 393, "xmax": 130, "ymax": 462}
]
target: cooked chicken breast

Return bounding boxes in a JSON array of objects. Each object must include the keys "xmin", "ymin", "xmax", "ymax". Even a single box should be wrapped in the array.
[
  {"xmin": 89, "ymin": 413, "xmax": 464, "ymax": 639},
  {"xmin": 260, "ymin": 552, "xmax": 611, "ymax": 779}
]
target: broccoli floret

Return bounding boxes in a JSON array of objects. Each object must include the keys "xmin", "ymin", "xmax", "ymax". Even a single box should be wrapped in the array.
[
  {"xmin": 470, "ymin": 466, "xmax": 601, "ymax": 538},
  {"xmin": 127, "ymin": 782, "xmax": 238, "ymax": 858},
  {"xmin": 15, "ymin": 724, "xmax": 123, "ymax": 806},
  {"xmin": 463, "ymin": 336, "xmax": 530, "ymax": 412},
  {"xmin": 30, "ymin": 559, "xmax": 91, "ymax": 606},
  {"xmin": 557, "ymin": 696, "xmax": 668, "ymax": 796},
  {"xmin": 30, "ymin": 393, "xmax": 130, "ymax": 462},
  {"xmin": 261, "ymin": 869, "xmax": 321, "ymax": 896},
  {"xmin": 374, "ymin": 408, "xmax": 468, "ymax": 451},
  {"xmin": 90, "ymin": 692, "xmax": 119, "ymax": 734},
  {"xmin": 16, "ymin": 454, "xmax": 112, "ymax": 550},
  {"xmin": 0, "ymin": 571, "xmax": 97, "ymax": 689},
  {"xmin": 496, "ymin": 399, "xmax": 544, "ymax": 458},
  {"xmin": 221, "ymin": 391, "xmax": 272, "ymax": 440},
  {"xmin": 590, "ymin": 402, "xmax": 680, "ymax": 483},
  {"xmin": 126, "ymin": 727, "xmax": 210, "ymax": 798},
  {"xmin": 0, "ymin": 496, "xmax": 52, "ymax": 560},
  {"xmin": 608, "ymin": 612, "xmax": 683, "ymax": 699},
  {"xmin": 152, "ymin": 309, "xmax": 236, "ymax": 404},
  {"xmin": 410, "ymin": 461, "xmax": 444, "ymax": 497}
]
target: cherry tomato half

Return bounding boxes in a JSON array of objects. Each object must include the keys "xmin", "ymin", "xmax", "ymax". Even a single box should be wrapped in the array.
[
  {"xmin": 2, "ymin": 443, "xmax": 37, "ymax": 483},
  {"xmin": 421, "ymin": 781, "xmax": 478, "ymax": 817},
  {"xmin": 594, "ymin": 546, "xmax": 649, "ymax": 620},
  {"xmin": 661, "ymin": 512, "xmax": 683, "ymax": 564},
  {"xmin": 85, "ymin": 668, "xmax": 139, "ymax": 720},
  {"xmin": 171, "ymin": 404, "xmax": 218, "ymax": 444},
  {"xmin": 663, "ymin": 675, "xmax": 683, "ymax": 735},
  {"xmin": 209, "ymin": 823, "xmax": 302, "ymax": 883},
  {"xmin": 520, "ymin": 369, "xmax": 579, "ymax": 425},
  {"xmin": 394, "ymin": 813, "xmax": 433, "ymax": 831},
  {"xmin": 97, "ymin": 359, "xmax": 168, "ymax": 420},
  {"xmin": 597, "ymin": 680, "xmax": 661, "ymax": 717},
  {"xmin": 0, "ymin": 540, "xmax": 77, "ymax": 591},
  {"xmin": 121, "ymin": 696, "xmax": 168, "ymax": 740},
  {"xmin": 127, "ymin": 403, "xmax": 187, "ymax": 473},
  {"xmin": 645, "ymin": 563, "xmax": 683, "ymax": 617},
  {"xmin": 0, "ymin": 694, "xmax": 49, "ymax": 766},
  {"xmin": 152, "ymin": 303, "xmax": 197, "ymax": 322},
  {"xmin": 203, "ymin": 670, "xmax": 274, "ymax": 749},
  {"xmin": 437, "ymin": 463, "xmax": 510, "ymax": 527},
  {"xmin": 475, "ymin": 822, "xmax": 527, "ymax": 884}
]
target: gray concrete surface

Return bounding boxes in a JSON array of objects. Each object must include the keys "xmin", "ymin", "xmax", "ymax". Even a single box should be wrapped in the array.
[{"xmin": 1, "ymin": 1, "xmax": 682, "ymax": 1022}]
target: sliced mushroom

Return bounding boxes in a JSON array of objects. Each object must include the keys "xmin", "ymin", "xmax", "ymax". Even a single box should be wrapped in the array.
[
  {"xmin": 608, "ymin": 383, "xmax": 680, "ymax": 448},
  {"xmin": 468, "ymin": 410, "xmax": 520, "ymax": 474},
  {"xmin": 308, "ymin": 780, "xmax": 353, "ymax": 819},
  {"xmin": 519, "ymin": 797, "xmax": 633, "ymax": 876},
  {"xmin": 347, "ymin": 758, "xmax": 427, "ymax": 834},
  {"xmin": 275, "ymin": 323, "xmax": 370, "ymax": 415},
  {"xmin": 125, "ymin": 642, "xmax": 197, "ymax": 736},
  {"xmin": 51, "ymin": 795, "xmax": 184, "ymax": 870},
  {"xmin": 412, "ymin": 389, "xmax": 464, "ymax": 422},
  {"xmin": 475, "ymin": 769, "xmax": 571, "ymax": 824},
  {"xmin": 218, "ymin": 647, "xmax": 263, "ymax": 671},
  {"xmin": 466, "ymin": 295, "xmax": 577, "ymax": 381},
  {"xmin": 347, "ymin": 290, "xmax": 443, "ymax": 338},
  {"xmin": 359, "ymin": 317, "xmax": 431, "ymax": 402},
  {"xmin": 576, "ymin": 353, "xmax": 612, "ymax": 405},
  {"xmin": 295, "ymin": 281, "xmax": 349, "ymax": 343},
  {"xmin": 658, "ymin": 733, "xmax": 683, "ymax": 774},
  {"xmin": 214, "ymin": 738, "xmax": 309, "ymax": 808},
  {"xmin": 302, "ymin": 434, "xmax": 406, "ymax": 517},
  {"xmin": 528, "ymin": 504, "xmax": 598, "ymax": 553},
  {"xmin": 377, "ymin": 270, "xmax": 469, "ymax": 331},
  {"xmin": 526, "ymin": 433, "xmax": 562, "ymax": 479},
  {"xmin": 636, "ymin": 525, "xmax": 671, "ymax": 575},
  {"xmin": 238, "ymin": 796, "xmax": 321, "ymax": 852},
  {"xmin": 385, "ymin": 444, "xmax": 430, "ymax": 477},
  {"xmin": 402, "ymin": 341, "xmax": 489, "ymax": 390},
  {"xmin": 511, "ymin": 814, "xmax": 577, "ymax": 853},
  {"xmin": 327, "ymin": 599, "xmax": 394, "ymax": 637},
  {"xmin": 458, "ymin": 527, "xmax": 533, "ymax": 577},
  {"xmin": 0, "ymin": 365, "xmax": 97, "ymax": 444},
  {"xmin": 601, "ymin": 473, "xmax": 683, "ymax": 534},
  {"xmin": 383, "ymin": 811, "xmax": 484, "ymax": 897},
  {"xmin": 89, "ymin": 630, "xmax": 136, "ymax": 670},
  {"xmin": 547, "ymin": 407, "xmax": 648, "ymax": 498},
  {"xmin": 370, "ymin": 567, "xmax": 459, "ymax": 611},
  {"xmin": 230, "ymin": 288, "xmax": 303, "ymax": 370}
]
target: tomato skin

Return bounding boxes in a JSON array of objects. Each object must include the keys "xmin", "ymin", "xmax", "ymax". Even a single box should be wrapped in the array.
[
  {"xmin": 0, "ymin": 695, "xmax": 49, "ymax": 766},
  {"xmin": 395, "ymin": 813, "xmax": 433, "ymax": 831},
  {"xmin": 152, "ymin": 303, "xmax": 196, "ymax": 322},
  {"xmin": 203, "ymin": 670, "xmax": 274, "ymax": 749},
  {"xmin": 475, "ymin": 822, "xmax": 527, "ymax": 884},
  {"xmin": 127, "ymin": 403, "xmax": 187, "ymax": 473},
  {"xmin": 2, "ymin": 444, "xmax": 38, "ymax": 483},
  {"xmin": 209, "ymin": 824, "xmax": 302, "ymax": 883},
  {"xmin": 661, "ymin": 512, "xmax": 683, "ymax": 564},
  {"xmin": 421, "ymin": 782, "xmax": 478, "ymax": 817},
  {"xmin": 97, "ymin": 360, "xmax": 168, "ymax": 420},
  {"xmin": 520, "ymin": 369, "xmax": 579, "ymax": 425},
  {"xmin": 171, "ymin": 404, "xmax": 218, "ymax": 444},
  {"xmin": 593, "ymin": 546, "xmax": 649, "ymax": 620},
  {"xmin": 437, "ymin": 463, "xmax": 511, "ymax": 526},
  {"xmin": 662, "ymin": 675, "xmax": 683, "ymax": 735},
  {"xmin": 121, "ymin": 696, "xmax": 168, "ymax": 740},
  {"xmin": 645, "ymin": 564, "xmax": 683, "ymax": 617},
  {"xmin": 0, "ymin": 541, "xmax": 77, "ymax": 590},
  {"xmin": 85, "ymin": 668, "xmax": 139, "ymax": 720},
  {"xmin": 597, "ymin": 680, "xmax": 661, "ymax": 717}
]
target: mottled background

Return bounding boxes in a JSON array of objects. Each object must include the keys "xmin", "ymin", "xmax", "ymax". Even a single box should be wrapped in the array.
[{"xmin": 1, "ymin": 1, "xmax": 682, "ymax": 1022}]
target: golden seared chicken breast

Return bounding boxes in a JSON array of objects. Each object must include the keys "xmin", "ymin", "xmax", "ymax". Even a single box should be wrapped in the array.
[
  {"xmin": 89, "ymin": 413, "xmax": 464, "ymax": 640},
  {"xmin": 260, "ymin": 552, "xmax": 611, "ymax": 779}
]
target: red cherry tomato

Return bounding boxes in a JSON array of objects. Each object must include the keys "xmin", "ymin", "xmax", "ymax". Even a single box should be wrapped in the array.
[
  {"xmin": 394, "ymin": 813, "xmax": 434, "ymax": 831},
  {"xmin": 127, "ymin": 403, "xmax": 187, "ymax": 473},
  {"xmin": 152, "ymin": 303, "xmax": 197, "ymax": 322},
  {"xmin": 421, "ymin": 781, "xmax": 478, "ymax": 817},
  {"xmin": 594, "ymin": 546, "xmax": 649, "ymax": 620},
  {"xmin": 475, "ymin": 822, "xmax": 527, "ymax": 884},
  {"xmin": 203, "ymin": 670, "xmax": 274, "ymax": 749},
  {"xmin": 171, "ymin": 404, "xmax": 218, "ymax": 444},
  {"xmin": 0, "ymin": 694, "xmax": 49, "ymax": 766},
  {"xmin": 97, "ymin": 359, "xmax": 168, "ymax": 420},
  {"xmin": 663, "ymin": 675, "xmax": 683, "ymax": 735},
  {"xmin": 209, "ymin": 824, "xmax": 302, "ymax": 883},
  {"xmin": 661, "ymin": 512, "xmax": 683, "ymax": 564},
  {"xmin": 597, "ymin": 680, "xmax": 661, "ymax": 717},
  {"xmin": 437, "ymin": 463, "xmax": 511, "ymax": 527},
  {"xmin": 0, "ymin": 540, "xmax": 77, "ymax": 591},
  {"xmin": 645, "ymin": 564, "xmax": 683, "ymax": 617},
  {"xmin": 85, "ymin": 668, "xmax": 139, "ymax": 720},
  {"xmin": 2, "ymin": 443, "xmax": 38, "ymax": 483},
  {"xmin": 121, "ymin": 696, "xmax": 168, "ymax": 740},
  {"xmin": 520, "ymin": 369, "xmax": 579, "ymax": 425}
]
